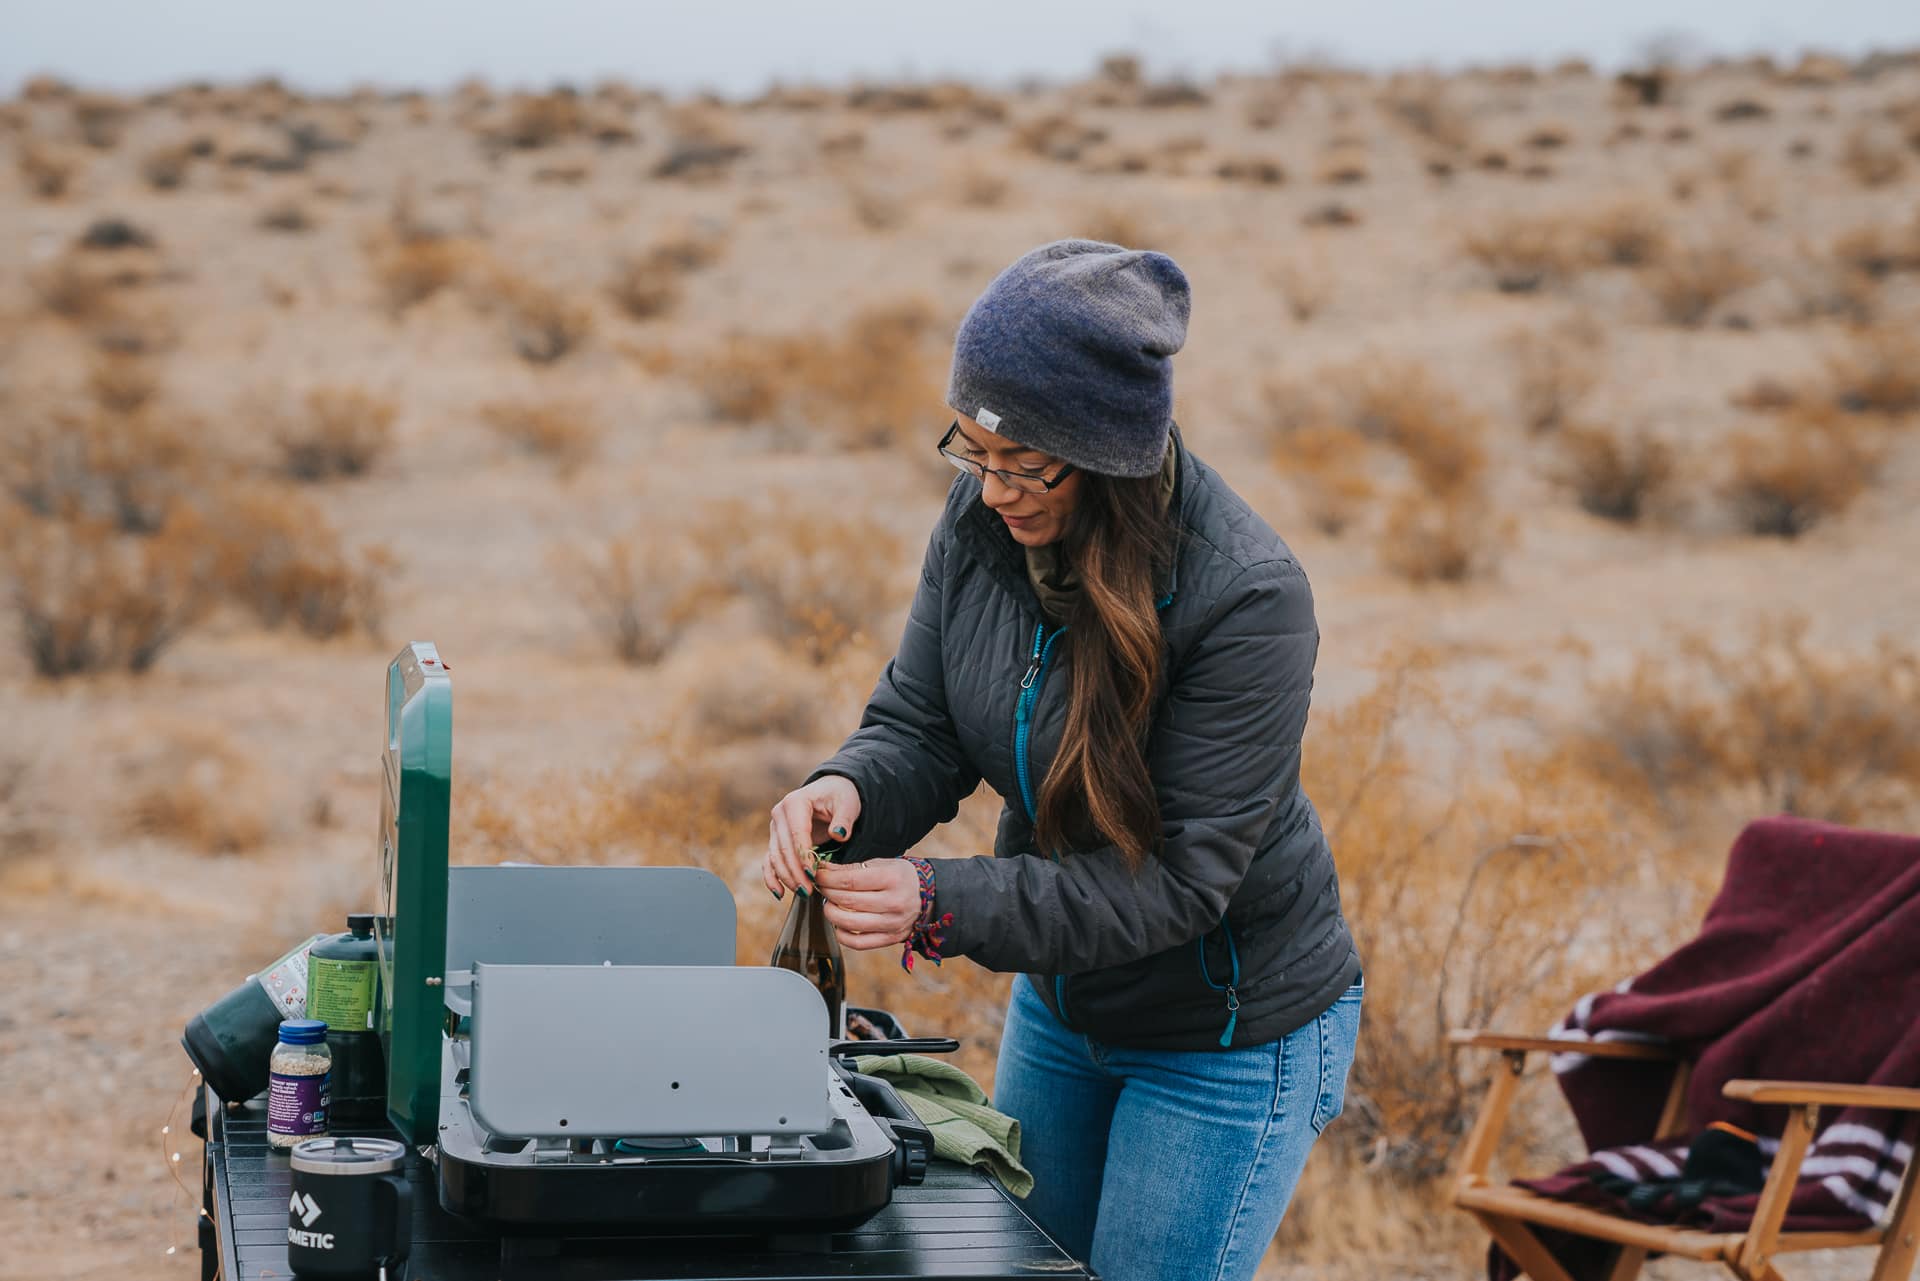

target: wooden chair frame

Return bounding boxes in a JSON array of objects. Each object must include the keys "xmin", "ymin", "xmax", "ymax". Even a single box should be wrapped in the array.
[{"xmin": 1449, "ymin": 1030, "xmax": 1920, "ymax": 1281}]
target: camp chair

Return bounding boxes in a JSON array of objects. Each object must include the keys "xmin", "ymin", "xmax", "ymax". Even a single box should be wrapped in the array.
[{"xmin": 1448, "ymin": 1029, "xmax": 1920, "ymax": 1281}]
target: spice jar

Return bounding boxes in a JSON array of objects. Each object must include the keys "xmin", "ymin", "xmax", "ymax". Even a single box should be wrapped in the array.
[{"xmin": 268, "ymin": 1019, "xmax": 332, "ymax": 1150}]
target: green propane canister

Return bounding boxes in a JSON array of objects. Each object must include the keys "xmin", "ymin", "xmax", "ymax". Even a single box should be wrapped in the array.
[
  {"xmin": 181, "ymin": 933, "xmax": 326, "ymax": 1105},
  {"xmin": 307, "ymin": 914, "xmax": 388, "ymax": 1124}
]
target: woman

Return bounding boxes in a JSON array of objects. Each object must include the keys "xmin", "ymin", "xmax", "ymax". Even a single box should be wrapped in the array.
[{"xmin": 763, "ymin": 239, "xmax": 1362, "ymax": 1281}]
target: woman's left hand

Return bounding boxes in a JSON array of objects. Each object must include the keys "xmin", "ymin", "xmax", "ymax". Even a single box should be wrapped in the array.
[{"xmin": 813, "ymin": 858, "xmax": 923, "ymax": 951}]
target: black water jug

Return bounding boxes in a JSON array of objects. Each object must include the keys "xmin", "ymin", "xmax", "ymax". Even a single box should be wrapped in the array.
[
  {"xmin": 181, "ymin": 933, "xmax": 325, "ymax": 1103},
  {"xmin": 287, "ymin": 1136, "xmax": 411, "ymax": 1279}
]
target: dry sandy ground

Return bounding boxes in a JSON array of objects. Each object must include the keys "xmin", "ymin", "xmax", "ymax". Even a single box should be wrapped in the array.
[{"xmin": 2, "ymin": 52, "xmax": 1918, "ymax": 1279}]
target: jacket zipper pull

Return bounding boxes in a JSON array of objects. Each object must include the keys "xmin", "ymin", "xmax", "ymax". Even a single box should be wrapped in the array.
[
  {"xmin": 1218, "ymin": 986, "xmax": 1240, "ymax": 1048},
  {"xmin": 1020, "ymin": 660, "xmax": 1041, "ymax": 691}
]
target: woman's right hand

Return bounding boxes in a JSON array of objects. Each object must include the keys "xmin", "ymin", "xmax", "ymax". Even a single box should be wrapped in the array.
[{"xmin": 765, "ymin": 775, "xmax": 862, "ymax": 898}]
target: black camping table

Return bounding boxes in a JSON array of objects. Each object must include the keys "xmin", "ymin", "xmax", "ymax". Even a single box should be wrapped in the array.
[{"xmin": 198, "ymin": 1088, "xmax": 1096, "ymax": 1281}]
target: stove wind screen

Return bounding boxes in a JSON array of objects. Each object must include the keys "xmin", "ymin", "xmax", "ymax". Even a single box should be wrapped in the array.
[{"xmin": 375, "ymin": 642, "xmax": 452, "ymax": 1146}]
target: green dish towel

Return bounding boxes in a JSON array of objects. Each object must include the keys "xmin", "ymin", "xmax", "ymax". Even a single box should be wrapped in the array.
[{"xmin": 852, "ymin": 1053, "xmax": 1033, "ymax": 1198}]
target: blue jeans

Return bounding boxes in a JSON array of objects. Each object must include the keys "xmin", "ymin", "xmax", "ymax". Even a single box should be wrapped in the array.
[{"xmin": 993, "ymin": 973, "xmax": 1363, "ymax": 1281}]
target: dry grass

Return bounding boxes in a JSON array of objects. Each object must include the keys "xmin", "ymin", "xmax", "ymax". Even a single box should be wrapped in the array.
[
  {"xmin": 477, "ymin": 397, "xmax": 604, "ymax": 474},
  {"xmin": 1550, "ymin": 422, "xmax": 1676, "ymax": 523},
  {"xmin": 207, "ymin": 487, "xmax": 393, "ymax": 639},
  {"xmin": 267, "ymin": 385, "xmax": 397, "ymax": 480},
  {"xmin": 1720, "ymin": 411, "xmax": 1881, "ymax": 538},
  {"xmin": 1505, "ymin": 320, "xmax": 1602, "ymax": 433},
  {"xmin": 0, "ymin": 509, "xmax": 214, "ymax": 677},
  {"xmin": 1831, "ymin": 220, "xmax": 1920, "ymax": 280},
  {"xmin": 1378, "ymin": 489, "xmax": 1514, "ymax": 584},
  {"xmin": 1556, "ymin": 615, "xmax": 1920, "ymax": 826},
  {"xmin": 1271, "ymin": 424, "xmax": 1376, "ymax": 536},
  {"xmin": 1460, "ymin": 214, "xmax": 1584, "ymax": 292},
  {"xmin": 952, "ymin": 166, "xmax": 1010, "ymax": 208},
  {"xmin": 1639, "ymin": 243, "xmax": 1759, "ymax": 326},
  {"xmin": 552, "ymin": 531, "xmax": 718, "ymax": 666}
]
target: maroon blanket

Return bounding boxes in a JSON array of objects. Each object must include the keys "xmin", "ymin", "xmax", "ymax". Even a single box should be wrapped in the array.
[{"xmin": 1489, "ymin": 816, "xmax": 1920, "ymax": 1280}]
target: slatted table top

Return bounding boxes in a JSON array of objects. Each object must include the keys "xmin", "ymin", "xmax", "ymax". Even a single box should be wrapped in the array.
[{"xmin": 204, "ymin": 1091, "xmax": 1095, "ymax": 1281}]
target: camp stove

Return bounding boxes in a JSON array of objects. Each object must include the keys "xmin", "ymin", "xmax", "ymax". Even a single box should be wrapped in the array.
[{"xmin": 373, "ymin": 643, "xmax": 933, "ymax": 1233}]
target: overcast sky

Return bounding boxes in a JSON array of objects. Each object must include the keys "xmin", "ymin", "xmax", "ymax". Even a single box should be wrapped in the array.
[{"xmin": 4, "ymin": 1, "xmax": 1916, "ymax": 98}]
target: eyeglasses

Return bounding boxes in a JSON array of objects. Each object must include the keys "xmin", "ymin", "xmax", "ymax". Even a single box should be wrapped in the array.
[{"xmin": 937, "ymin": 421, "xmax": 1077, "ymax": 495}]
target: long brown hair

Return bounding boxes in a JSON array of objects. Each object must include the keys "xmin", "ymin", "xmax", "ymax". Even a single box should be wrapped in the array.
[{"xmin": 1032, "ymin": 465, "xmax": 1179, "ymax": 871}]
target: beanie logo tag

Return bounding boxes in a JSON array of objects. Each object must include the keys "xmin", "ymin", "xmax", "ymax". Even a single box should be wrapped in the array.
[{"xmin": 975, "ymin": 406, "xmax": 1002, "ymax": 430}]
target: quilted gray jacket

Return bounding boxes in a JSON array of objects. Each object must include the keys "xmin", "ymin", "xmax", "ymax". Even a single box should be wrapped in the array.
[{"xmin": 807, "ymin": 421, "xmax": 1361, "ymax": 1051}]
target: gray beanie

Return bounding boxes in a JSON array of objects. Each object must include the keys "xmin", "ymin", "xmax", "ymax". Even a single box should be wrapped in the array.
[{"xmin": 945, "ymin": 238, "xmax": 1191, "ymax": 478}]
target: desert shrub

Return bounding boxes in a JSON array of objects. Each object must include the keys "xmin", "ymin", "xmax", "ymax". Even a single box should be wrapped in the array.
[
  {"xmin": 1720, "ymin": 413, "xmax": 1880, "ymax": 537},
  {"xmin": 691, "ymin": 300, "xmax": 941, "ymax": 451},
  {"xmin": 1639, "ymin": 244, "xmax": 1758, "ymax": 326},
  {"xmin": 1557, "ymin": 615, "xmax": 1920, "ymax": 826},
  {"xmin": 652, "ymin": 109, "xmax": 749, "ymax": 180},
  {"xmin": 366, "ymin": 235, "xmax": 470, "ymax": 315},
  {"xmin": 1215, "ymin": 155, "xmax": 1287, "ymax": 185},
  {"xmin": 1078, "ymin": 206, "xmax": 1153, "ymax": 249},
  {"xmin": 1460, "ymin": 214, "xmax": 1583, "ymax": 293},
  {"xmin": 1377, "ymin": 489, "xmax": 1512, "ymax": 583},
  {"xmin": 1270, "ymin": 255, "xmax": 1333, "ymax": 322},
  {"xmin": 1821, "ymin": 325, "xmax": 1920, "ymax": 418},
  {"xmin": 70, "ymin": 93, "xmax": 131, "ymax": 149},
  {"xmin": 844, "ymin": 180, "xmax": 907, "ymax": 232},
  {"xmin": 1550, "ymin": 422, "xmax": 1675, "ymax": 522},
  {"xmin": 695, "ymin": 493, "xmax": 907, "ymax": 664},
  {"xmin": 678, "ymin": 638, "xmax": 830, "ymax": 745},
  {"xmin": 1581, "ymin": 200, "xmax": 1672, "ymax": 267},
  {"xmin": 207, "ymin": 488, "xmax": 392, "ymax": 638},
  {"xmin": 140, "ymin": 143, "xmax": 195, "ymax": 191},
  {"xmin": 1783, "ymin": 255, "xmax": 1882, "ymax": 325},
  {"xmin": 3, "ymin": 404, "xmax": 200, "ymax": 535},
  {"xmin": 1840, "ymin": 125, "xmax": 1906, "ymax": 188},
  {"xmin": 15, "ymin": 139, "xmax": 79, "ymax": 197},
  {"xmin": 1831, "ymin": 221, "xmax": 1920, "ymax": 279},
  {"xmin": 0, "ymin": 509, "xmax": 214, "ymax": 677},
  {"xmin": 1300, "ymin": 653, "xmax": 1657, "ymax": 1193},
  {"xmin": 86, "ymin": 352, "xmax": 162, "ymax": 415},
  {"xmin": 1525, "ymin": 123, "xmax": 1572, "ymax": 149},
  {"xmin": 953, "ymin": 167, "xmax": 1010, "ymax": 208},
  {"xmin": 606, "ymin": 255, "xmax": 683, "ymax": 321},
  {"xmin": 1271, "ymin": 424, "xmax": 1376, "ymax": 536},
  {"xmin": 28, "ymin": 252, "xmax": 113, "ymax": 320},
  {"xmin": 478, "ymin": 397, "xmax": 603, "ymax": 474},
  {"xmin": 118, "ymin": 721, "xmax": 272, "ymax": 855},
  {"xmin": 551, "ymin": 531, "xmax": 717, "ymax": 665},
  {"xmin": 488, "ymin": 91, "xmax": 584, "ymax": 150},
  {"xmin": 268, "ymin": 385, "xmax": 396, "ymax": 480},
  {"xmin": 494, "ymin": 274, "xmax": 593, "ymax": 364},
  {"xmin": 1316, "ymin": 148, "xmax": 1370, "ymax": 185},
  {"xmin": 257, "ymin": 202, "xmax": 313, "ymax": 233},
  {"xmin": 1333, "ymin": 360, "xmax": 1489, "ymax": 493},
  {"xmin": 1505, "ymin": 320, "xmax": 1602, "ymax": 433},
  {"xmin": 1378, "ymin": 76, "xmax": 1475, "ymax": 152},
  {"xmin": 1012, "ymin": 113, "xmax": 1108, "ymax": 163}
]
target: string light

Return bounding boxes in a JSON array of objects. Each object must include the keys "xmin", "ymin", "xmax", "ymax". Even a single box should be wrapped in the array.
[{"xmin": 160, "ymin": 1066, "xmax": 223, "ymax": 1280}]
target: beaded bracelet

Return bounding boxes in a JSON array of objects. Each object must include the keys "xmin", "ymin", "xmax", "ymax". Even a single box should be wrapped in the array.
[{"xmin": 900, "ymin": 856, "xmax": 953, "ymax": 974}]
